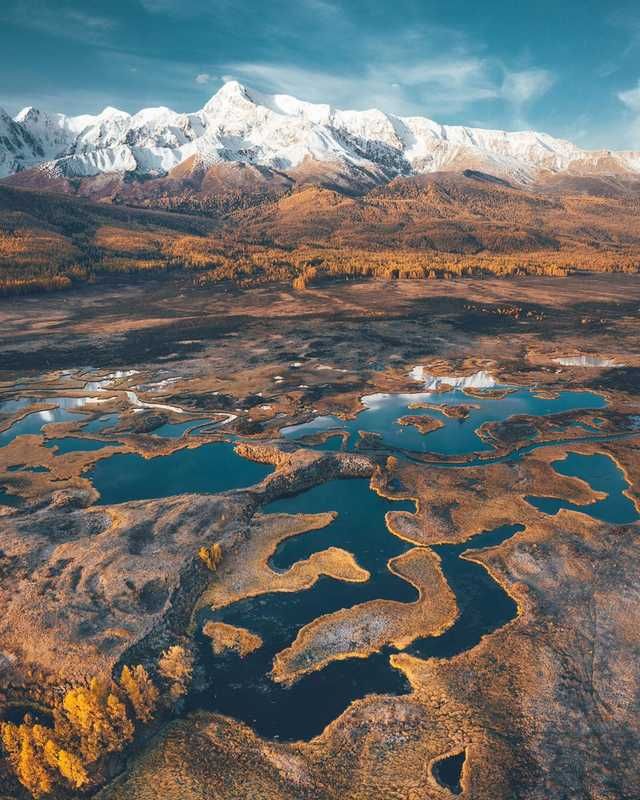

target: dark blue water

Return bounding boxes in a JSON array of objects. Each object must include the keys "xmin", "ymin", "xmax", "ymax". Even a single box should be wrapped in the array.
[
  {"xmin": 2, "ymin": 381, "xmax": 635, "ymax": 744},
  {"xmin": 268, "ymin": 479, "xmax": 415, "ymax": 579},
  {"xmin": 194, "ymin": 479, "xmax": 415, "ymax": 739},
  {"xmin": 282, "ymin": 388, "xmax": 607, "ymax": 455},
  {"xmin": 432, "ymin": 752, "xmax": 465, "ymax": 794},
  {"xmin": 151, "ymin": 419, "xmax": 211, "ymax": 438},
  {"xmin": 45, "ymin": 437, "xmax": 122, "ymax": 455},
  {"xmin": 526, "ymin": 452, "xmax": 639, "ymax": 524},
  {"xmin": 89, "ymin": 441, "xmax": 272, "ymax": 504},
  {"xmin": 0, "ymin": 486, "xmax": 21, "ymax": 507},
  {"xmin": 193, "ymin": 479, "xmax": 524, "ymax": 741},
  {"xmin": 83, "ymin": 414, "xmax": 119, "ymax": 434},
  {"xmin": 406, "ymin": 525, "xmax": 522, "ymax": 659}
]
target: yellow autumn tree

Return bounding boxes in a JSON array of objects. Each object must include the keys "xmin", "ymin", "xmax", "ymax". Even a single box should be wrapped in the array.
[
  {"xmin": 119, "ymin": 665, "xmax": 159, "ymax": 723},
  {"xmin": 1, "ymin": 723, "xmax": 53, "ymax": 798},
  {"xmin": 158, "ymin": 646, "xmax": 194, "ymax": 699},
  {"xmin": 62, "ymin": 677, "xmax": 134, "ymax": 762},
  {"xmin": 56, "ymin": 749, "xmax": 90, "ymax": 789},
  {"xmin": 198, "ymin": 542, "xmax": 223, "ymax": 572}
]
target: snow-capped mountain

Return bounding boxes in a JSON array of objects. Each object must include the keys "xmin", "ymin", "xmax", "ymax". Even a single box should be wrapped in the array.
[{"xmin": 1, "ymin": 80, "xmax": 639, "ymax": 185}]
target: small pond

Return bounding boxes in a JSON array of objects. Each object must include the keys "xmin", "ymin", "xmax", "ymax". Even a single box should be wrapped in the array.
[{"xmin": 90, "ymin": 441, "xmax": 272, "ymax": 505}]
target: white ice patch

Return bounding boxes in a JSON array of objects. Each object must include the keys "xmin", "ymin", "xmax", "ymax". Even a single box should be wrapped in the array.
[
  {"xmin": 410, "ymin": 367, "xmax": 496, "ymax": 391},
  {"xmin": 84, "ymin": 370, "xmax": 139, "ymax": 392},
  {"xmin": 214, "ymin": 413, "xmax": 237, "ymax": 425},
  {"xmin": 125, "ymin": 391, "xmax": 184, "ymax": 415},
  {"xmin": 553, "ymin": 356, "xmax": 623, "ymax": 368}
]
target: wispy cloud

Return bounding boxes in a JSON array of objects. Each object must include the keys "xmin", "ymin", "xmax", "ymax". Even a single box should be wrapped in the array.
[
  {"xmin": 213, "ymin": 7, "xmax": 554, "ymax": 123},
  {"xmin": 618, "ymin": 82, "xmax": 640, "ymax": 112},
  {"xmin": 1, "ymin": 1, "xmax": 116, "ymax": 45},
  {"xmin": 617, "ymin": 80, "xmax": 640, "ymax": 147},
  {"xmin": 225, "ymin": 54, "xmax": 554, "ymax": 124},
  {"xmin": 607, "ymin": 9, "xmax": 640, "ymax": 58},
  {"xmin": 0, "ymin": 1, "xmax": 557, "ymax": 134},
  {"xmin": 501, "ymin": 69, "xmax": 555, "ymax": 106}
]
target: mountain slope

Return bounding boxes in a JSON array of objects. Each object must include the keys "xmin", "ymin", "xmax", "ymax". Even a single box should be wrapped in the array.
[
  {"xmin": 1, "ymin": 81, "xmax": 639, "ymax": 190},
  {"xmin": 221, "ymin": 171, "xmax": 640, "ymax": 252}
]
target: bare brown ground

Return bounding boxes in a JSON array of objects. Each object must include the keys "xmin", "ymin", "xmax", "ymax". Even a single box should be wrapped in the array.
[
  {"xmin": 377, "ymin": 453, "xmax": 605, "ymax": 547},
  {"xmin": 271, "ymin": 547, "xmax": 456, "ymax": 685},
  {"xmin": 202, "ymin": 622, "xmax": 263, "ymax": 657},
  {"xmin": 201, "ymin": 512, "xmax": 368, "ymax": 610},
  {"xmin": 397, "ymin": 415, "xmax": 445, "ymax": 435}
]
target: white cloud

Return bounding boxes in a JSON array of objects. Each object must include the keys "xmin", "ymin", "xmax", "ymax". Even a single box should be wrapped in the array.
[
  {"xmin": 224, "ymin": 56, "xmax": 554, "ymax": 122},
  {"xmin": 617, "ymin": 81, "xmax": 640, "ymax": 148},
  {"xmin": 501, "ymin": 69, "xmax": 555, "ymax": 106},
  {"xmin": 1, "ymin": 2, "xmax": 115, "ymax": 44},
  {"xmin": 195, "ymin": 73, "xmax": 213, "ymax": 85},
  {"xmin": 618, "ymin": 83, "xmax": 640, "ymax": 112}
]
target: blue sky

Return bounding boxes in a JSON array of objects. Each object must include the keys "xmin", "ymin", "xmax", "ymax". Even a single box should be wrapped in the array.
[{"xmin": 1, "ymin": 0, "xmax": 640, "ymax": 148}]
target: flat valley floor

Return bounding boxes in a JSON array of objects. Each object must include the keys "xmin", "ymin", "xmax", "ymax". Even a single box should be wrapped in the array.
[{"xmin": 1, "ymin": 273, "xmax": 639, "ymax": 800}]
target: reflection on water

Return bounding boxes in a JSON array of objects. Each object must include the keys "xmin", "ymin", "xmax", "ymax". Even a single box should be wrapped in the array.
[
  {"xmin": 554, "ymin": 355, "xmax": 623, "ymax": 368},
  {"xmin": 282, "ymin": 388, "xmax": 607, "ymax": 454},
  {"xmin": 0, "ymin": 397, "xmax": 40, "ymax": 414},
  {"xmin": 0, "ymin": 404, "xmax": 82, "ymax": 447}
]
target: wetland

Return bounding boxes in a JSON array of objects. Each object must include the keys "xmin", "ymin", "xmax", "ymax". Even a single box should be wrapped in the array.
[{"xmin": 1, "ymin": 273, "xmax": 639, "ymax": 800}]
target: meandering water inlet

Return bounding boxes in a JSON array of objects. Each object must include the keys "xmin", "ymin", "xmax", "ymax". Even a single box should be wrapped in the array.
[{"xmin": 1, "ymin": 378, "xmax": 637, "ymax": 745}]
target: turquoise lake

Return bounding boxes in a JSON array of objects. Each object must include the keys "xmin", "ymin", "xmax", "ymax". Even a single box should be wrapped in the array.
[{"xmin": 282, "ymin": 388, "xmax": 607, "ymax": 454}]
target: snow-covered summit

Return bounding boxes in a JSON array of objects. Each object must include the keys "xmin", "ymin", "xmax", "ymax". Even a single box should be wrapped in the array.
[{"xmin": 1, "ymin": 81, "xmax": 639, "ymax": 183}]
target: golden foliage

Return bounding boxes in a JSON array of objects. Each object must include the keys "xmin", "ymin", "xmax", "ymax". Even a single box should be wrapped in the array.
[
  {"xmin": 0, "ymin": 229, "xmax": 78, "ymax": 268},
  {"xmin": 93, "ymin": 225, "xmax": 171, "ymax": 256},
  {"xmin": 56, "ymin": 748, "xmax": 90, "ymax": 789},
  {"xmin": 62, "ymin": 677, "xmax": 135, "ymax": 761},
  {"xmin": 198, "ymin": 542, "xmax": 223, "ymax": 572},
  {"xmin": 1, "ymin": 724, "xmax": 54, "ymax": 798},
  {"xmin": 1, "ymin": 178, "xmax": 639, "ymax": 296},
  {"xmin": 0, "ymin": 659, "xmax": 169, "ymax": 796},
  {"xmin": 158, "ymin": 646, "xmax": 194, "ymax": 699},
  {"xmin": 119, "ymin": 665, "xmax": 159, "ymax": 723}
]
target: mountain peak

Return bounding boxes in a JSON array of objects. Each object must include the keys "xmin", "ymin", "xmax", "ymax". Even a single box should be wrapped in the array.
[
  {"xmin": 205, "ymin": 80, "xmax": 252, "ymax": 108},
  {"xmin": 15, "ymin": 106, "xmax": 37, "ymax": 122},
  {"xmin": 1, "ymin": 81, "xmax": 639, "ymax": 183},
  {"xmin": 98, "ymin": 106, "xmax": 130, "ymax": 121}
]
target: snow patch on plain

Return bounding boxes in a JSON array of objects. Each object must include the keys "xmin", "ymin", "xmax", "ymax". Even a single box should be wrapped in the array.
[
  {"xmin": 410, "ymin": 367, "xmax": 496, "ymax": 391},
  {"xmin": 553, "ymin": 356, "xmax": 623, "ymax": 368}
]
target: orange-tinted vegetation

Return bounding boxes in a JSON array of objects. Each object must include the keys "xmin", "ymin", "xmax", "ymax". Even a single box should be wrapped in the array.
[
  {"xmin": 0, "ymin": 646, "xmax": 193, "ymax": 797},
  {"xmin": 0, "ymin": 173, "xmax": 639, "ymax": 296}
]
